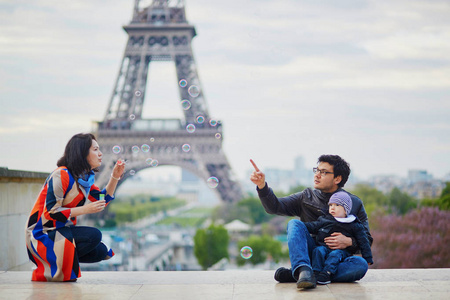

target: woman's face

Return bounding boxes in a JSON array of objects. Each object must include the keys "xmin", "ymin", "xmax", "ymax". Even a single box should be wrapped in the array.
[{"xmin": 87, "ymin": 139, "xmax": 102, "ymax": 169}]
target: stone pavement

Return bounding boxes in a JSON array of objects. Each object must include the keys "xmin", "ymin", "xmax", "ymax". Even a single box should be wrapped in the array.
[{"xmin": 0, "ymin": 269, "xmax": 448, "ymax": 299}]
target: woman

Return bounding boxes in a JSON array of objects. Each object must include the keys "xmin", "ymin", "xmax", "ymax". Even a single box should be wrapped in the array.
[{"xmin": 25, "ymin": 133, "xmax": 125, "ymax": 282}]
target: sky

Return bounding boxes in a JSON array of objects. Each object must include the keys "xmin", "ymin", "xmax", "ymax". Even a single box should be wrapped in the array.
[{"xmin": 1, "ymin": 0, "xmax": 450, "ymax": 183}]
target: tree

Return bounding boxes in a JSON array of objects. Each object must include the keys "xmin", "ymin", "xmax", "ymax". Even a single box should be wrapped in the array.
[
  {"xmin": 237, "ymin": 196, "xmax": 272, "ymax": 224},
  {"xmin": 193, "ymin": 224, "xmax": 229, "ymax": 270},
  {"xmin": 387, "ymin": 187, "xmax": 417, "ymax": 215},
  {"xmin": 236, "ymin": 235, "xmax": 288, "ymax": 266},
  {"xmin": 287, "ymin": 185, "xmax": 308, "ymax": 196},
  {"xmin": 421, "ymin": 182, "xmax": 450, "ymax": 211},
  {"xmin": 349, "ymin": 184, "xmax": 388, "ymax": 218},
  {"xmin": 211, "ymin": 203, "xmax": 252, "ymax": 224},
  {"xmin": 438, "ymin": 182, "xmax": 450, "ymax": 210}
]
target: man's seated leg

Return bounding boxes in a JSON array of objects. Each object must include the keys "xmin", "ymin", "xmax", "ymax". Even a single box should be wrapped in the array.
[
  {"xmin": 331, "ymin": 255, "xmax": 368, "ymax": 283},
  {"xmin": 274, "ymin": 219, "xmax": 316, "ymax": 288}
]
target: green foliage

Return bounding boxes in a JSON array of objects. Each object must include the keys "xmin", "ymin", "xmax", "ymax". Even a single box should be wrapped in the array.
[
  {"xmin": 387, "ymin": 187, "xmax": 417, "ymax": 215},
  {"xmin": 421, "ymin": 182, "xmax": 450, "ymax": 211},
  {"xmin": 349, "ymin": 184, "xmax": 388, "ymax": 218},
  {"xmin": 156, "ymin": 206, "xmax": 214, "ymax": 228},
  {"xmin": 211, "ymin": 203, "xmax": 252, "ymax": 224},
  {"xmin": 287, "ymin": 185, "xmax": 308, "ymax": 196},
  {"xmin": 236, "ymin": 235, "xmax": 288, "ymax": 266},
  {"xmin": 237, "ymin": 197, "xmax": 272, "ymax": 224},
  {"xmin": 211, "ymin": 196, "xmax": 273, "ymax": 225},
  {"xmin": 108, "ymin": 197, "xmax": 186, "ymax": 225},
  {"xmin": 193, "ymin": 224, "xmax": 229, "ymax": 270}
]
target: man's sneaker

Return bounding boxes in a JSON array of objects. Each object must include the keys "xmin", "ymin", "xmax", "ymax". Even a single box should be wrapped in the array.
[
  {"xmin": 274, "ymin": 267, "xmax": 296, "ymax": 283},
  {"xmin": 296, "ymin": 268, "xmax": 317, "ymax": 289},
  {"xmin": 316, "ymin": 271, "xmax": 331, "ymax": 285}
]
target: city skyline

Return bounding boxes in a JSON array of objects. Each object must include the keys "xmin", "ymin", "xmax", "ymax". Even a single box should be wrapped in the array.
[{"xmin": 1, "ymin": 0, "xmax": 450, "ymax": 182}]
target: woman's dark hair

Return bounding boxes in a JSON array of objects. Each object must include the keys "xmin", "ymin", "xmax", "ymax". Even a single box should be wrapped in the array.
[
  {"xmin": 57, "ymin": 133, "xmax": 98, "ymax": 179},
  {"xmin": 317, "ymin": 154, "xmax": 351, "ymax": 188}
]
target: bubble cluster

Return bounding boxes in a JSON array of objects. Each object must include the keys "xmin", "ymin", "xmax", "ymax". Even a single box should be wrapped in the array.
[
  {"xmin": 112, "ymin": 145, "xmax": 121, "ymax": 154},
  {"xmin": 141, "ymin": 144, "xmax": 150, "ymax": 152},
  {"xmin": 188, "ymin": 85, "xmax": 200, "ymax": 97},
  {"xmin": 207, "ymin": 176, "xmax": 219, "ymax": 188},
  {"xmin": 179, "ymin": 79, "xmax": 188, "ymax": 88},
  {"xmin": 186, "ymin": 124, "xmax": 196, "ymax": 133},
  {"xmin": 182, "ymin": 144, "xmax": 191, "ymax": 152},
  {"xmin": 181, "ymin": 100, "xmax": 191, "ymax": 110},
  {"xmin": 240, "ymin": 246, "xmax": 253, "ymax": 259}
]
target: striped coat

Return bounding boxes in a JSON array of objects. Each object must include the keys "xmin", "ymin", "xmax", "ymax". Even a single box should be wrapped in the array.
[{"xmin": 25, "ymin": 167, "xmax": 114, "ymax": 282}]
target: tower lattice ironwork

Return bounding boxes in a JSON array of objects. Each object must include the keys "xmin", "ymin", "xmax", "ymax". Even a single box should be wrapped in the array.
[{"xmin": 94, "ymin": 0, "xmax": 242, "ymax": 203}]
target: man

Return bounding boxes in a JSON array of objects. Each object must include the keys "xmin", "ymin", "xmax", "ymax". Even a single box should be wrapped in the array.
[{"xmin": 250, "ymin": 155, "xmax": 372, "ymax": 289}]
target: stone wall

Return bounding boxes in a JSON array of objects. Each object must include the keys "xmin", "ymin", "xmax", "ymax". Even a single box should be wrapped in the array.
[{"xmin": 0, "ymin": 167, "xmax": 48, "ymax": 271}]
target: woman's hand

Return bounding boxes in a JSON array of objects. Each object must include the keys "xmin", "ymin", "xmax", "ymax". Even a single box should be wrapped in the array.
[
  {"xmin": 111, "ymin": 159, "xmax": 125, "ymax": 180},
  {"xmin": 70, "ymin": 200, "xmax": 106, "ymax": 217},
  {"xmin": 84, "ymin": 200, "xmax": 106, "ymax": 214}
]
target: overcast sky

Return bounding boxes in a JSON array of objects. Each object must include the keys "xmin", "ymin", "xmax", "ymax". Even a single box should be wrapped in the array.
[{"xmin": 1, "ymin": 0, "xmax": 449, "ymax": 183}]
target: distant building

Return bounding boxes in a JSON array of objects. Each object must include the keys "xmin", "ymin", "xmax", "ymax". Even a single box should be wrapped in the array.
[{"xmin": 408, "ymin": 170, "xmax": 433, "ymax": 184}]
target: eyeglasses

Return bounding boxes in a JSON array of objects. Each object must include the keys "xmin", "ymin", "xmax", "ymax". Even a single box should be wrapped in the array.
[{"xmin": 313, "ymin": 167, "xmax": 334, "ymax": 177}]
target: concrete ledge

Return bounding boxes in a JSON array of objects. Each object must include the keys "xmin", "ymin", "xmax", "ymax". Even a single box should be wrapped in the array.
[{"xmin": 0, "ymin": 269, "xmax": 449, "ymax": 299}]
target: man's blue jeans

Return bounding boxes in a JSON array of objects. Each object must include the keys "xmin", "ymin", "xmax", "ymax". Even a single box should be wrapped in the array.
[{"xmin": 287, "ymin": 219, "xmax": 368, "ymax": 282}]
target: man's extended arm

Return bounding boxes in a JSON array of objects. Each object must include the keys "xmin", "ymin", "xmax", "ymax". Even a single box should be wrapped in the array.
[{"xmin": 257, "ymin": 184, "xmax": 304, "ymax": 217}]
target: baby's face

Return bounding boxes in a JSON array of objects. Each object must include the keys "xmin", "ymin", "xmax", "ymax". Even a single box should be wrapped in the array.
[{"xmin": 329, "ymin": 203, "xmax": 346, "ymax": 218}]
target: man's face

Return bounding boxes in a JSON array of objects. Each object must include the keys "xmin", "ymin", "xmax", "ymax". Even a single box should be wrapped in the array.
[{"xmin": 313, "ymin": 162, "xmax": 341, "ymax": 193}]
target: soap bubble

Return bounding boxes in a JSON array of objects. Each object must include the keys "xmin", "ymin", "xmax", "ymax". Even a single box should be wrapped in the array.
[
  {"xmin": 196, "ymin": 115, "xmax": 205, "ymax": 124},
  {"xmin": 186, "ymin": 124, "xmax": 196, "ymax": 133},
  {"xmin": 181, "ymin": 100, "xmax": 191, "ymax": 110},
  {"xmin": 207, "ymin": 176, "xmax": 219, "ymax": 188},
  {"xmin": 150, "ymin": 137, "xmax": 155, "ymax": 142},
  {"xmin": 209, "ymin": 119, "xmax": 217, "ymax": 126},
  {"xmin": 182, "ymin": 144, "xmax": 191, "ymax": 152},
  {"xmin": 179, "ymin": 79, "xmax": 188, "ymax": 87},
  {"xmin": 135, "ymin": 90, "xmax": 142, "ymax": 97},
  {"xmin": 129, "ymin": 114, "xmax": 136, "ymax": 121},
  {"xmin": 240, "ymin": 246, "xmax": 253, "ymax": 259},
  {"xmin": 151, "ymin": 159, "xmax": 159, "ymax": 167},
  {"xmin": 141, "ymin": 144, "xmax": 150, "ymax": 152},
  {"xmin": 188, "ymin": 85, "xmax": 200, "ymax": 97},
  {"xmin": 129, "ymin": 170, "xmax": 136, "ymax": 176},
  {"xmin": 132, "ymin": 145, "xmax": 140, "ymax": 153},
  {"xmin": 145, "ymin": 158, "xmax": 153, "ymax": 165},
  {"xmin": 215, "ymin": 133, "xmax": 221, "ymax": 139},
  {"xmin": 112, "ymin": 145, "xmax": 121, "ymax": 154}
]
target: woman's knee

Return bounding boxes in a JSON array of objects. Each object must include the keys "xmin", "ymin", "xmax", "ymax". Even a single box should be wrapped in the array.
[{"xmin": 81, "ymin": 226, "xmax": 102, "ymax": 245}]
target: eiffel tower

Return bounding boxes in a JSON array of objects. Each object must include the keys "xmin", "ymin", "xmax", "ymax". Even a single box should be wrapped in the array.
[{"xmin": 94, "ymin": 0, "xmax": 243, "ymax": 203}]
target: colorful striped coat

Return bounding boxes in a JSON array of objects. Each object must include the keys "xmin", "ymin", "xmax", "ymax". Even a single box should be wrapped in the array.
[{"xmin": 25, "ymin": 166, "xmax": 115, "ymax": 282}]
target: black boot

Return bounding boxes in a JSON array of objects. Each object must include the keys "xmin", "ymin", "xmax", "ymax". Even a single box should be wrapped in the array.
[
  {"xmin": 274, "ymin": 267, "xmax": 296, "ymax": 283},
  {"xmin": 296, "ymin": 266, "xmax": 317, "ymax": 289}
]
